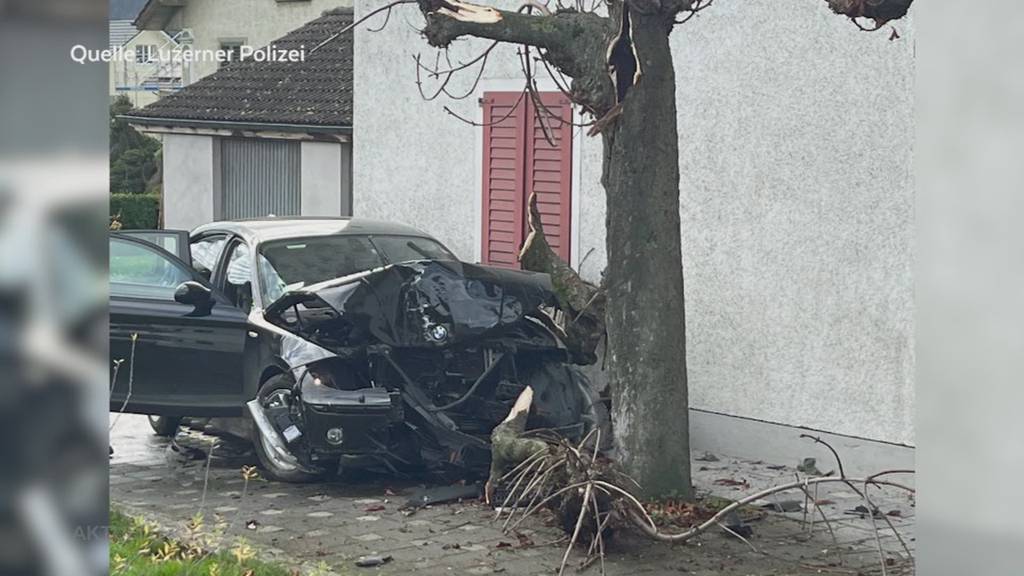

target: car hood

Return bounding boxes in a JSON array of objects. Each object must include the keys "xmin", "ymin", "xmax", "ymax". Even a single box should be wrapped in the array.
[{"xmin": 264, "ymin": 260, "xmax": 557, "ymax": 348}]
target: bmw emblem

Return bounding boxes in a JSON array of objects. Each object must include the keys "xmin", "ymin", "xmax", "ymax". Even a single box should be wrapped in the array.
[{"xmin": 429, "ymin": 324, "xmax": 449, "ymax": 342}]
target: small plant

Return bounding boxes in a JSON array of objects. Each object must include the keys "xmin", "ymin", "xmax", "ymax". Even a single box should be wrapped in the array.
[{"xmin": 109, "ymin": 508, "xmax": 292, "ymax": 576}]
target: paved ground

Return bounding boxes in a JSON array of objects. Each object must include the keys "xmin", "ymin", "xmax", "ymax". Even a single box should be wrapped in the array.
[{"xmin": 110, "ymin": 415, "xmax": 915, "ymax": 575}]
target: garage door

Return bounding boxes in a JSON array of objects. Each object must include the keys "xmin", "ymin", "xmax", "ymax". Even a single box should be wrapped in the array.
[{"xmin": 220, "ymin": 138, "xmax": 301, "ymax": 220}]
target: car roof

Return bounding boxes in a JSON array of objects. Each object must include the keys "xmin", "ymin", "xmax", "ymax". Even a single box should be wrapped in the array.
[{"xmin": 191, "ymin": 217, "xmax": 435, "ymax": 244}]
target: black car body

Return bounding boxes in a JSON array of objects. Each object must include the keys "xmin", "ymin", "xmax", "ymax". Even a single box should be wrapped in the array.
[{"xmin": 109, "ymin": 218, "xmax": 606, "ymax": 480}]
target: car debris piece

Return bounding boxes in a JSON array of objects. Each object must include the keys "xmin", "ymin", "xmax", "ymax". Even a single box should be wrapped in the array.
[
  {"xmin": 797, "ymin": 458, "xmax": 825, "ymax": 476},
  {"xmin": 354, "ymin": 554, "xmax": 393, "ymax": 567},
  {"xmin": 845, "ymin": 505, "xmax": 884, "ymax": 519},
  {"xmin": 722, "ymin": 511, "xmax": 754, "ymax": 538},
  {"xmin": 404, "ymin": 483, "xmax": 481, "ymax": 509},
  {"xmin": 761, "ymin": 500, "xmax": 803, "ymax": 513}
]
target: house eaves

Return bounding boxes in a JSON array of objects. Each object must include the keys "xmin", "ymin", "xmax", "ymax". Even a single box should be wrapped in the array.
[
  {"xmin": 121, "ymin": 115, "xmax": 352, "ymax": 140},
  {"xmin": 133, "ymin": 0, "xmax": 186, "ymax": 30}
]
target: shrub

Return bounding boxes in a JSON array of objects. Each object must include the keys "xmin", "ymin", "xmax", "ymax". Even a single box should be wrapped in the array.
[{"xmin": 111, "ymin": 194, "xmax": 160, "ymax": 229}]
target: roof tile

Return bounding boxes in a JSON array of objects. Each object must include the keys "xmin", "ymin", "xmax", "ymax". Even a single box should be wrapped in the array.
[{"xmin": 131, "ymin": 8, "xmax": 353, "ymax": 128}]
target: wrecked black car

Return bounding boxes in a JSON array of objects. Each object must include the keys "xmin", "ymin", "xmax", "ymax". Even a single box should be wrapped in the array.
[{"xmin": 110, "ymin": 218, "xmax": 608, "ymax": 481}]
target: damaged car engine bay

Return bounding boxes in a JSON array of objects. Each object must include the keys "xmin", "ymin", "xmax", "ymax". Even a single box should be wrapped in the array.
[{"xmin": 253, "ymin": 258, "xmax": 608, "ymax": 482}]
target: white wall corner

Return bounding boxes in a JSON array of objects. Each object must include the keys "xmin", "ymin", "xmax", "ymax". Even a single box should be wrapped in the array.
[{"xmin": 300, "ymin": 141, "xmax": 343, "ymax": 217}]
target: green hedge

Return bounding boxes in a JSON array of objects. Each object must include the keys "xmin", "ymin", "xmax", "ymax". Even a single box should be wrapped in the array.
[{"xmin": 110, "ymin": 194, "xmax": 160, "ymax": 229}]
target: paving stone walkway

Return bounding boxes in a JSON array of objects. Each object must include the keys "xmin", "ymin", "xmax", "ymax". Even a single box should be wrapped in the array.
[{"xmin": 111, "ymin": 415, "xmax": 914, "ymax": 575}]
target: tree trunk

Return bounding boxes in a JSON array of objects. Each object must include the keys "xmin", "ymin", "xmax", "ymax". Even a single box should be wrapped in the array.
[{"xmin": 601, "ymin": 10, "xmax": 690, "ymax": 498}]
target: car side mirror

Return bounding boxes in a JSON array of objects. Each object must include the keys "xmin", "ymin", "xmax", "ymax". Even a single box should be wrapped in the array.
[{"xmin": 174, "ymin": 281, "xmax": 213, "ymax": 313}]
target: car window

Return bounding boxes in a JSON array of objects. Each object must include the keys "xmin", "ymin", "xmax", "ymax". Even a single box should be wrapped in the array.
[
  {"xmin": 258, "ymin": 236, "xmax": 384, "ymax": 303},
  {"xmin": 371, "ymin": 235, "xmax": 455, "ymax": 264},
  {"xmin": 190, "ymin": 235, "xmax": 227, "ymax": 280},
  {"xmin": 118, "ymin": 230, "xmax": 190, "ymax": 263},
  {"xmin": 109, "ymin": 238, "xmax": 192, "ymax": 300},
  {"xmin": 223, "ymin": 242, "xmax": 253, "ymax": 311}
]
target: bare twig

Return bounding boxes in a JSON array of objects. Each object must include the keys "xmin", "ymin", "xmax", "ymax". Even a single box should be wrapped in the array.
[
  {"xmin": 309, "ymin": 0, "xmax": 418, "ymax": 54},
  {"xmin": 629, "ymin": 475, "xmax": 915, "ymax": 543}
]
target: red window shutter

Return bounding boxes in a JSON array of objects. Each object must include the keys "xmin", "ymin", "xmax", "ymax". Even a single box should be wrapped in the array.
[
  {"xmin": 481, "ymin": 91, "xmax": 573, "ymax": 268},
  {"xmin": 481, "ymin": 93, "xmax": 527, "ymax": 268},
  {"xmin": 524, "ymin": 93, "xmax": 573, "ymax": 262}
]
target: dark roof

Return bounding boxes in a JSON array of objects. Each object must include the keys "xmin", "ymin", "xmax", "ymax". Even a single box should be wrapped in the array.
[
  {"xmin": 126, "ymin": 8, "xmax": 353, "ymax": 131},
  {"xmin": 192, "ymin": 218, "xmax": 433, "ymax": 244},
  {"xmin": 110, "ymin": 0, "xmax": 149, "ymax": 20}
]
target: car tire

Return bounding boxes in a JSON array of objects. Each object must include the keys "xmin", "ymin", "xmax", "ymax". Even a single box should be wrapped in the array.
[
  {"xmin": 251, "ymin": 375, "xmax": 325, "ymax": 483},
  {"xmin": 147, "ymin": 415, "xmax": 182, "ymax": 437}
]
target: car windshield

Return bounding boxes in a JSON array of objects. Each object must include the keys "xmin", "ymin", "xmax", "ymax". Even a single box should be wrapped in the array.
[{"xmin": 258, "ymin": 234, "xmax": 455, "ymax": 304}]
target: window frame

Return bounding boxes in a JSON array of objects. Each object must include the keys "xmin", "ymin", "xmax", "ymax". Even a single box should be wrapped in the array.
[
  {"xmin": 189, "ymin": 233, "xmax": 229, "ymax": 281},
  {"xmin": 134, "ymin": 44, "xmax": 155, "ymax": 64},
  {"xmin": 215, "ymin": 236, "xmax": 257, "ymax": 311},
  {"xmin": 109, "ymin": 235, "xmax": 197, "ymax": 302}
]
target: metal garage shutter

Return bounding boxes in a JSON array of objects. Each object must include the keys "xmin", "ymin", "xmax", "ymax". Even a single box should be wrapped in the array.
[{"xmin": 220, "ymin": 138, "xmax": 301, "ymax": 220}]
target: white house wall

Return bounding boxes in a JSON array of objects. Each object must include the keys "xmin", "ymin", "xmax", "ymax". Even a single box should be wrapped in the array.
[
  {"xmin": 352, "ymin": 0, "xmax": 914, "ymax": 445},
  {"xmin": 162, "ymin": 133, "xmax": 216, "ymax": 230},
  {"xmin": 301, "ymin": 141, "xmax": 351, "ymax": 217}
]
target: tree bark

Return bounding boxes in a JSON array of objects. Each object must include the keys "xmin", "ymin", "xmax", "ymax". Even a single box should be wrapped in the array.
[{"xmin": 601, "ymin": 8, "xmax": 691, "ymax": 498}]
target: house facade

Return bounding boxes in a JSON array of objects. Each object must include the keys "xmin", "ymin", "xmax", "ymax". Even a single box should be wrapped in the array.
[
  {"xmin": 134, "ymin": 0, "xmax": 347, "ymax": 84},
  {"xmin": 109, "ymin": 29, "xmax": 183, "ymax": 107},
  {"xmin": 110, "ymin": 0, "xmax": 182, "ymax": 107},
  {"xmin": 352, "ymin": 1, "xmax": 915, "ymax": 461},
  {"xmin": 126, "ymin": 9, "xmax": 354, "ymax": 231}
]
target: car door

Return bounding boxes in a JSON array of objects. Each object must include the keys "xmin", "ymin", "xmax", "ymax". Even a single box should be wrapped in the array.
[
  {"xmin": 114, "ymin": 229, "xmax": 192, "ymax": 266},
  {"xmin": 109, "ymin": 234, "xmax": 250, "ymax": 416}
]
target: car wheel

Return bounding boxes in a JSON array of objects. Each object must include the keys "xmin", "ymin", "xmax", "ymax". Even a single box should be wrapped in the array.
[
  {"xmin": 251, "ymin": 375, "xmax": 325, "ymax": 483},
  {"xmin": 147, "ymin": 415, "xmax": 182, "ymax": 437}
]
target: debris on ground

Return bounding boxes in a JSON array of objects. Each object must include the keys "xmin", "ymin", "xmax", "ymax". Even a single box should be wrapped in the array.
[
  {"xmin": 796, "ymin": 458, "xmax": 825, "ymax": 476},
  {"xmin": 846, "ymin": 505, "xmax": 885, "ymax": 519},
  {"xmin": 354, "ymin": 554, "xmax": 393, "ymax": 567},
  {"xmin": 761, "ymin": 500, "xmax": 803, "ymax": 513},
  {"xmin": 722, "ymin": 511, "xmax": 754, "ymax": 538},
  {"xmin": 713, "ymin": 478, "xmax": 750, "ymax": 489},
  {"xmin": 405, "ymin": 483, "xmax": 481, "ymax": 509}
]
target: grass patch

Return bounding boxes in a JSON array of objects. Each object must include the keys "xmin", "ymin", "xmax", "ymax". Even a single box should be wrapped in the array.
[{"xmin": 109, "ymin": 508, "xmax": 293, "ymax": 576}]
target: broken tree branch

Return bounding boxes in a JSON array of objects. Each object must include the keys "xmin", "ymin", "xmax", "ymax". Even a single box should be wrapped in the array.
[
  {"xmin": 628, "ymin": 474, "xmax": 915, "ymax": 543},
  {"xmin": 519, "ymin": 192, "xmax": 606, "ymax": 364},
  {"xmin": 824, "ymin": 0, "xmax": 915, "ymax": 28},
  {"xmin": 487, "ymin": 386, "xmax": 549, "ymax": 503},
  {"xmin": 417, "ymin": 0, "xmax": 616, "ymax": 114}
]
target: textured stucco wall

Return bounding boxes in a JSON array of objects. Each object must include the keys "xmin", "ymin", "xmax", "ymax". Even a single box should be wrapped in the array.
[
  {"xmin": 353, "ymin": 0, "xmax": 914, "ymax": 445},
  {"xmin": 162, "ymin": 133, "xmax": 215, "ymax": 230}
]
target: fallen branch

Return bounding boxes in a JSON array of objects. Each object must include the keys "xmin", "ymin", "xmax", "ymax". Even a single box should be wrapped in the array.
[
  {"xmin": 487, "ymin": 393, "xmax": 916, "ymax": 575},
  {"xmin": 628, "ymin": 473, "xmax": 915, "ymax": 543},
  {"xmin": 519, "ymin": 192, "xmax": 606, "ymax": 364}
]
